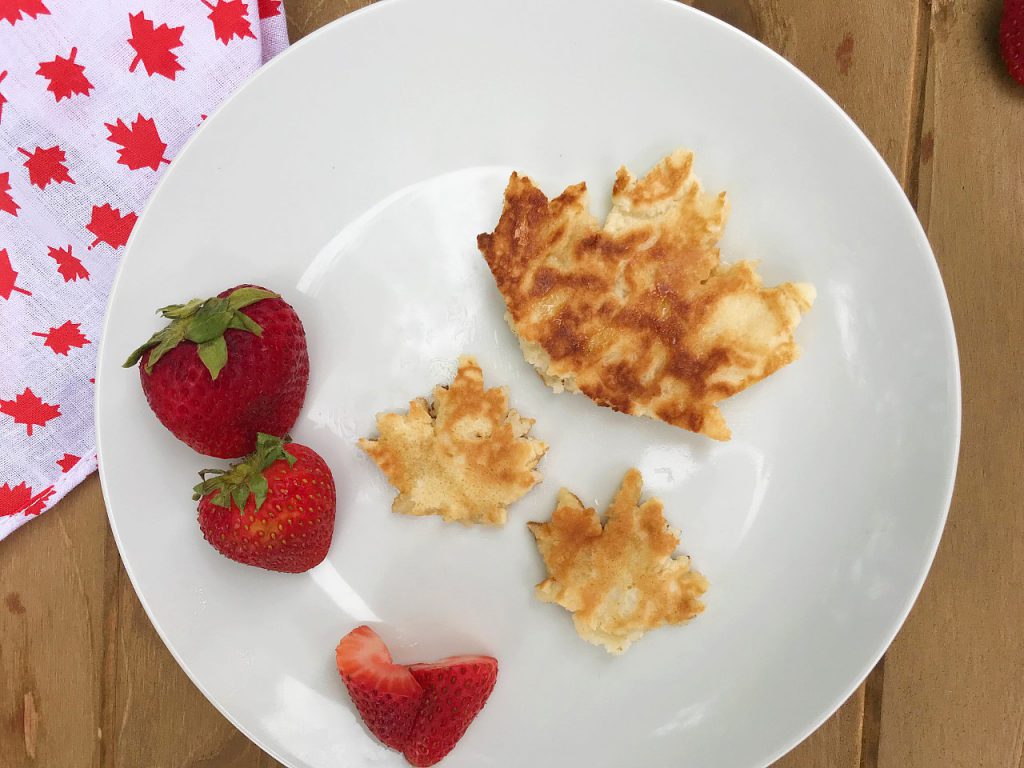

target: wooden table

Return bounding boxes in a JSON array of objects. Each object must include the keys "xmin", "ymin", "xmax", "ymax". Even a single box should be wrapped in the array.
[{"xmin": 2, "ymin": 0, "xmax": 1019, "ymax": 765}]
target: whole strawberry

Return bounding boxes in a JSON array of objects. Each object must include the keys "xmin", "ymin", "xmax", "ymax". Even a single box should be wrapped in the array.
[
  {"xmin": 1002, "ymin": 0, "xmax": 1024, "ymax": 85},
  {"xmin": 193, "ymin": 433, "xmax": 336, "ymax": 573},
  {"xmin": 123, "ymin": 284, "xmax": 308, "ymax": 458}
]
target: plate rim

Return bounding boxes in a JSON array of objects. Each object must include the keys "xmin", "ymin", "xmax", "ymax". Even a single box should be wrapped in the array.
[{"xmin": 94, "ymin": 1, "xmax": 963, "ymax": 765}]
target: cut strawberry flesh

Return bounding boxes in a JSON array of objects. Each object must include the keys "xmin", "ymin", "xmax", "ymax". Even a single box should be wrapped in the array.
[{"xmin": 336, "ymin": 626, "xmax": 424, "ymax": 751}]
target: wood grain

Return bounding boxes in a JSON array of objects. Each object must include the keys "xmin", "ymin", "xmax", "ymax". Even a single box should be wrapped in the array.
[
  {"xmin": 286, "ymin": 0, "xmax": 374, "ymax": 40},
  {"xmin": 2, "ymin": 0, "xmax": 1003, "ymax": 766},
  {"xmin": 0, "ymin": 479, "xmax": 109, "ymax": 768},
  {"xmin": 876, "ymin": 1, "xmax": 1024, "ymax": 766}
]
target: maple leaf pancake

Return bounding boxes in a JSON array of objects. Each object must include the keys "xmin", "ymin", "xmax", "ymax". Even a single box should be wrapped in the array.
[
  {"xmin": 478, "ymin": 149, "xmax": 815, "ymax": 440},
  {"xmin": 359, "ymin": 356, "xmax": 547, "ymax": 526},
  {"xmin": 528, "ymin": 468, "xmax": 708, "ymax": 654}
]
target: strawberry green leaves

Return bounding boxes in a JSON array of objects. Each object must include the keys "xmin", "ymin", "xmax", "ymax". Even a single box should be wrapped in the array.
[
  {"xmin": 196, "ymin": 335, "xmax": 228, "ymax": 378},
  {"xmin": 123, "ymin": 286, "xmax": 278, "ymax": 378},
  {"xmin": 192, "ymin": 432, "xmax": 296, "ymax": 511}
]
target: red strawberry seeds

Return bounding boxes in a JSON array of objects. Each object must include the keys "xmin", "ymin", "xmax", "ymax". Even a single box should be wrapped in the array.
[
  {"xmin": 335, "ymin": 626, "xmax": 498, "ymax": 766},
  {"xmin": 124, "ymin": 284, "xmax": 309, "ymax": 458},
  {"xmin": 194, "ymin": 434, "xmax": 335, "ymax": 573},
  {"xmin": 1002, "ymin": 0, "xmax": 1024, "ymax": 85}
]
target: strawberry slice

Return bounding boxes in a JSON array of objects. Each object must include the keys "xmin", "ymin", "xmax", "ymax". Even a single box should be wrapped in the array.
[
  {"xmin": 335, "ymin": 626, "xmax": 424, "ymax": 751},
  {"xmin": 403, "ymin": 655, "xmax": 499, "ymax": 767}
]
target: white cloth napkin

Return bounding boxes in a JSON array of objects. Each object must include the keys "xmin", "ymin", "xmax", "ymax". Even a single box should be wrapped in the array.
[{"xmin": 0, "ymin": 0, "xmax": 288, "ymax": 540}]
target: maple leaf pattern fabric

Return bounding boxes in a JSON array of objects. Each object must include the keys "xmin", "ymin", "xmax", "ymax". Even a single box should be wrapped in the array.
[
  {"xmin": 203, "ymin": 0, "xmax": 256, "ymax": 45},
  {"xmin": 1, "ymin": 388, "xmax": 61, "ymax": 436},
  {"xmin": 106, "ymin": 115, "xmax": 169, "ymax": 171},
  {"xmin": 85, "ymin": 203, "xmax": 138, "ymax": 249},
  {"xmin": 32, "ymin": 320, "xmax": 90, "ymax": 356},
  {"xmin": 48, "ymin": 245, "xmax": 88, "ymax": 282},
  {"xmin": 36, "ymin": 47, "xmax": 94, "ymax": 101},
  {"xmin": 56, "ymin": 453, "xmax": 80, "ymax": 473},
  {"xmin": 0, "ymin": 71, "xmax": 9, "ymax": 123},
  {"xmin": 257, "ymin": 0, "xmax": 282, "ymax": 19},
  {"xmin": 19, "ymin": 144, "xmax": 74, "ymax": 188},
  {"xmin": 0, "ymin": 482, "xmax": 56, "ymax": 517},
  {"xmin": 0, "ymin": 0, "xmax": 49, "ymax": 26},
  {"xmin": 0, "ymin": 2, "xmax": 287, "ymax": 539},
  {"xmin": 0, "ymin": 247, "xmax": 31, "ymax": 298},
  {"xmin": 127, "ymin": 12, "xmax": 185, "ymax": 80},
  {"xmin": 0, "ymin": 171, "xmax": 18, "ymax": 215}
]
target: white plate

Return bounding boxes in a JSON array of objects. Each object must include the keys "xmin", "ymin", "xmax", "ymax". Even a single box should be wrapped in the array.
[{"xmin": 95, "ymin": 1, "xmax": 960, "ymax": 766}]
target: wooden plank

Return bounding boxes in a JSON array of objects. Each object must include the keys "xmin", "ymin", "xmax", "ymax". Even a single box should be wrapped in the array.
[
  {"xmin": 877, "ymin": 1, "xmax": 1024, "ymax": 766},
  {"xmin": 286, "ymin": 0, "xmax": 376, "ymax": 41},
  {"xmin": 0, "ymin": 478, "xmax": 109, "ymax": 768},
  {"xmin": 685, "ymin": 2, "xmax": 925, "ymax": 766}
]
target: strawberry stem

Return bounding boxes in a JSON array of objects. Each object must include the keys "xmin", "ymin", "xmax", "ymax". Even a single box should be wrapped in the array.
[
  {"xmin": 192, "ymin": 433, "xmax": 296, "ymax": 511},
  {"xmin": 123, "ymin": 286, "xmax": 278, "ymax": 378}
]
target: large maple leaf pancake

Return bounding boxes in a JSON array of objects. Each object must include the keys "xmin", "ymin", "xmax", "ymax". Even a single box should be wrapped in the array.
[{"xmin": 478, "ymin": 149, "xmax": 815, "ymax": 440}]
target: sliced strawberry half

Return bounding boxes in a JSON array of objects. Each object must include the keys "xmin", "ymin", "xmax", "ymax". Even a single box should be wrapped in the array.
[
  {"xmin": 403, "ymin": 655, "xmax": 499, "ymax": 767},
  {"xmin": 335, "ymin": 626, "xmax": 424, "ymax": 751}
]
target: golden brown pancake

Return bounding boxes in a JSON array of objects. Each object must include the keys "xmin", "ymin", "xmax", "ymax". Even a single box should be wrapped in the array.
[
  {"xmin": 528, "ymin": 468, "xmax": 708, "ymax": 654},
  {"xmin": 478, "ymin": 149, "xmax": 815, "ymax": 440},
  {"xmin": 359, "ymin": 356, "xmax": 547, "ymax": 526}
]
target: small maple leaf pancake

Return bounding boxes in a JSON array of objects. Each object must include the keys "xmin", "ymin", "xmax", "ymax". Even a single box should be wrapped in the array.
[
  {"xmin": 527, "ymin": 468, "xmax": 708, "ymax": 654},
  {"xmin": 359, "ymin": 356, "xmax": 547, "ymax": 526},
  {"xmin": 478, "ymin": 149, "xmax": 815, "ymax": 440}
]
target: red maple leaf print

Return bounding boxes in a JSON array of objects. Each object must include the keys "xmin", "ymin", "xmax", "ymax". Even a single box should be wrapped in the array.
[
  {"xmin": 0, "ymin": 248, "xmax": 31, "ymax": 300},
  {"xmin": 0, "ymin": 71, "xmax": 7, "ymax": 124},
  {"xmin": 127, "ymin": 12, "xmax": 185, "ymax": 80},
  {"xmin": 106, "ymin": 115, "xmax": 170, "ymax": 171},
  {"xmin": 0, "ymin": 171, "xmax": 18, "ymax": 217},
  {"xmin": 57, "ymin": 453, "xmax": 81, "ymax": 473},
  {"xmin": 48, "ymin": 245, "xmax": 89, "ymax": 282},
  {"xmin": 0, "ymin": 0, "xmax": 49, "ymax": 26},
  {"xmin": 257, "ymin": 0, "xmax": 280, "ymax": 18},
  {"xmin": 18, "ymin": 145, "xmax": 74, "ymax": 189},
  {"xmin": 0, "ymin": 388, "xmax": 61, "ymax": 436},
  {"xmin": 37, "ymin": 48, "xmax": 94, "ymax": 102},
  {"xmin": 0, "ymin": 482, "xmax": 55, "ymax": 517},
  {"xmin": 86, "ymin": 203, "xmax": 137, "ymax": 249},
  {"xmin": 32, "ymin": 320, "xmax": 90, "ymax": 356},
  {"xmin": 202, "ymin": 0, "xmax": 255, "ymax": 44}
]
